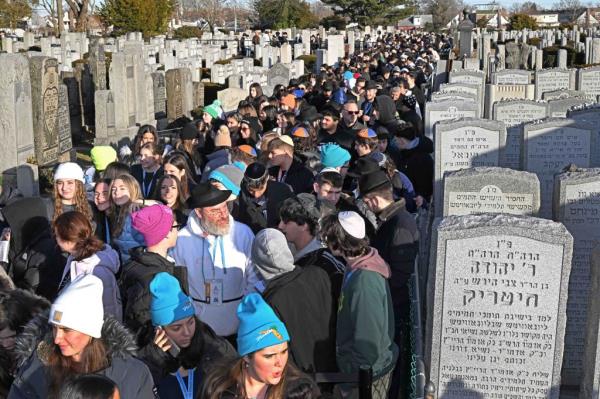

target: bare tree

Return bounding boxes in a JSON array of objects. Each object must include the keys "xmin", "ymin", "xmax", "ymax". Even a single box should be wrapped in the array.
[
  {"xmin": 181, "ymin": 0, "xmax": 228, "ymax": 30},
  {"xmin": 510, "ymin": 1, "xmax": 539, "ymax": 13},
  {"xmin": 65, "ymin": 0, "xmax": 89, "ymax": 31},
  {"xmin": 554, "ymin": 0, "xmax": 584, "ymax": 21},
  {"xmin": 422, "ymin": 0, "xmax": 464, "ymax": 29}
]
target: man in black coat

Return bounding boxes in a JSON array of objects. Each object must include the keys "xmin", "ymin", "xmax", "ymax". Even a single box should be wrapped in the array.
[
  {"xmin": 237, "ymin": 163, "xmax": 294, "ymax": 234},
  {"xmin": 267, "ymin": 137, "xmax": 314, "ymax": 194}
]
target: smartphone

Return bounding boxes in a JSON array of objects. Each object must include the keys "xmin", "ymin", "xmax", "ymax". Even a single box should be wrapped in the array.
[{"xmin": 157, "ymin": 327, "xmax": 180, "ymax": 357}]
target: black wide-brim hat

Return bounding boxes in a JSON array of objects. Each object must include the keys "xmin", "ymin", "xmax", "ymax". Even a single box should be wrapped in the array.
[
  {"xmin": 187, "ymin": 182, "xmax": 231, "ymax": 209},
  {"xmin": 347, "ymin": 157, "xmax": 381, "ymax": 178},
  {"xmin": 358, "ymin": 170, "xmax": 390, "ymax": 196}
]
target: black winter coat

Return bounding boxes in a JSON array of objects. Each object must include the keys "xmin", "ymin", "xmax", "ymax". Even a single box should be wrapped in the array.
[
  {"xmin": 391, "ymin": 136, "xmax": 434, "ymax": 200},
  {"xmin": 131, "ymin": 164, "xmax": 164, "ymax": 199},
  {"xmin": 236, "ymin": 181, "xmax": 294, "ymax": 234},
  {"xmin": 119, "ymin": 247, "xmax": 189, "ymax": 336},
  {"xmin": 372, "ymin": 200, "xmax": 419, "ymax": 323},
  {"xmin": 268, "ymin": 158, "xmax": 315, "ymax": 194},
  {"xmin": 263, "ymin": 266, "xmax": 337, "ymax": 373},
  {"xmin": 295, "ymin": 248, "xmax": 345, "ymax": 312},
  {"xmin": 138, "ymin": 317, "xmax": 236, "ymax": 391}
]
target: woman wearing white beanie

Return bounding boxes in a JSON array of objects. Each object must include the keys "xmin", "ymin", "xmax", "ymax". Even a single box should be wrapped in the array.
[
  {"xmin": 8, "ymin": 274, "xmax": 156, "ymax": 399},
  {"xmin": 52, "ymin": 162, "xmax": 93, "ymax": 224}
]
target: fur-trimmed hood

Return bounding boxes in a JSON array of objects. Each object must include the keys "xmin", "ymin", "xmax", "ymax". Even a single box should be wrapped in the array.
[{"xmin": 14, "ymin": 310, "xmax": 137, "ymax": 369}]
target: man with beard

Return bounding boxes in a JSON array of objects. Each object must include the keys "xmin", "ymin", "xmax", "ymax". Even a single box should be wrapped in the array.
[{"xmin": 172, "ymin": 182, "xmax": 258, "ymax": 341}]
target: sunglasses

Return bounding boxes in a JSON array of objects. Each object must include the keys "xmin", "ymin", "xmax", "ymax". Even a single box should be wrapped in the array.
[{"xmin": 345, "ymin": 110, "xmax": 360, "ymax": 115}]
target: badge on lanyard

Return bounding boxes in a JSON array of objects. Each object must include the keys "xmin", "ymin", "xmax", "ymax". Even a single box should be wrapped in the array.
[{"xmin": 205, "ymin": 279, "xmax": 224, "ymax": 305}]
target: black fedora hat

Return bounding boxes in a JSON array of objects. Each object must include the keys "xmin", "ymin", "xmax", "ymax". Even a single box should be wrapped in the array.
[
  {"xmin": 298, "ymin": 106, "xmax": 322, "ymax": 123},
  {"xmin": 347, "ymin": 157, "xmax": 381, "ymax": 178},
  {"xmin": 187, "ymin": 182, "xmax": 231, "ymax": 209},
  {"xmin": 364, "ymin": 80, "xmax": 378, "ymax": 91},
  {"xmin": 358, "ymin": 170, "xmax": 390, "ymax": 196}
]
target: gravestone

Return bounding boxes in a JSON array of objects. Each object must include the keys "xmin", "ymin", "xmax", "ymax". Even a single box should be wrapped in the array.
[
  {"xmin": 547, "ymin": 97, "xmax": 590, "ymax": 118},
  {"xmin": 88, "ymin": 39, "xmax": 107, "ymax": 91},
  {"xmin": 430, "ymin": 92, "xmax": 481, "ymax": 118},
  {"xmin": 151, "ymin": 71, "xmax": 167, "ymax": 120},
  {"xmin": 492, "ymin": 100, "xmax": 548, "ymax": 169},
  {"xmin": 553, "ymin": 167, "xmax": 600, "ymax": 386},
  {"xmin": 425, "ymin": 100, "xmax": 478, "ymax": 141},
  {"xmin": 577, "ymin": 67, "xmax": 600, "ymax": 98},
  {"xmin": 57, "ymin": 84, "xmax": 72, "ymax": 159},
  {"xmin": 581, "ymin": 247, "xmax": 600, "ymax": 399},
  {"xmin": 535, "ymin": 69, "xmax": 574, "ymax": 100},
  {"xmin": 267, "ymin": 63, "xmax": 291, "ymax": 88},
  {"xmin": 568, "ymin": 105, "xmax": 600, "ymax": 167},
  {"xmin": 217, "ymin": 87, "xmax": 246, "ymax": 113},
  {"xmin": 485, "ymin": 84, "xmax": 536, "ymax": 118},
  {"xmin": 542, "ymin": 90, "xmax": 587, "ymax": 101},
  {"xmin": 94, "ymin": 90, "xmax": 116, "ymax": 145},
  {"xmin": 434, "ymin": 118, "xmax": 507, "ymax": 215},
  {"xmin": 193, "ymin": 82, "xmax": 205, "ymax": 109},
  {"xmin": 165, "ymin": 68, "xmax": 193, "ymax": 121},
  {"xmin": 29, "ymin": 56, "xmax": 60, "ymax": 166},
  {"xmin": 427, "ymin": 213, "xmax": 573, "ymax": 399},
  {"xmin": 443, "ymin": 167, "xmax": 540, "ymax": 216},
  {"xmin": 0, "ymin": 54, "xmax": 38, "ymax": 196},
  {"xmin": 522, "ymin": 118, "xmax": 595, "ymax": 218},
  {"xmin": 491, "ymin": 69, "xmax": 531, "ymax": 85}
]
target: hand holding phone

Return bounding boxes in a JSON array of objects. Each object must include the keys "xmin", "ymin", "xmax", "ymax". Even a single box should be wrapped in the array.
[{"xmin": 154, "ymin": 327, "xmax": 180, "ymax": 357}]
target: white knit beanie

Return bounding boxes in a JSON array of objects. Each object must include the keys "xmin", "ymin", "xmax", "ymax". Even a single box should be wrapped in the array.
[
  {"xmin": 54, "ymin": 162, "xmax": 85, "ymax": 183},
  {"xmin": 49, "ymin": 274, "xmax": 104, "ymax": 338}
]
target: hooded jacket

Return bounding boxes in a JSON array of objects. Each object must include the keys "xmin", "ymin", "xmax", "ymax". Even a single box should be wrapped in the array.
[
  {"xmin": 8, "ymin": 312, "xmax": 156, "ymax": 399},
  {"xmin": 374, "ymin": 95, "xmax": 398, "ymax": 126},
  {"xmin": 254, "ymin": 230, "xmax": 336, "ymax": 373},
  {"xmin": 171, "ymin": 213, "xmax": 258, "ymax": 336},
  {"xmin": 336, "ymin": 247, "xmax": 398, "ymax": 378},
  {"xmin": 119, "ymin": 247, "xmax": 190, "ymax": 335},
  {"xmin": 112, "ymin": 213, "xmax": 146, "ymax": 264},
  {"xmin": 59, "ymin": 245, "xmax": 122, "ymax": 322}
]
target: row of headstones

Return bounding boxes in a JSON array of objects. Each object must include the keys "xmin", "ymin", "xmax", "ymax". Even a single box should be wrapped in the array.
[
  {"xmin": 424, "ymin": 67, "xmax": 600, "ymax": 146},
  {"xmin": 426, "ymin": 166, "xmax": 600, "ymax": 398},
  {"xmin": 0, "ymin": 54, "xmax": 74, "ymax": 196}
]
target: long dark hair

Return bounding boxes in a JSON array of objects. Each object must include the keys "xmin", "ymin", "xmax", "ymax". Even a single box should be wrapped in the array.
[
  {"xmin": 53, "ymin": 211, "xmax": 105, "ymax": 261},
  {"xmin": 202, "ymin": 351, "xmax": 304, "ymax": 399},
  {"xmin": 48, "ymin": 338, "xmax": 108, "ymax": 398}
]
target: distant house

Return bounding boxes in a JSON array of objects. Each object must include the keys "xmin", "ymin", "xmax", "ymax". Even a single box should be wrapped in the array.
[
  {"xmin": 529, "ymin": 11, "xmax": 560, "ymax": 27},
  {"xmin": 477, "ymin": 10, "xmax": 509, "ymax": 28},
  {"xmin": 397, "ymin": 14, "xmax": 433, "ymax": 30},
  {"xmin": 572, "ymin": 8, "xmax": 600, "ymax": 26}
]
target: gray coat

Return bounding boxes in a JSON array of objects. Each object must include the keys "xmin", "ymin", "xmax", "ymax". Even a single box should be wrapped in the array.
[{"xmin": 8, "ymin": 312, "xmax": 156, "ymax": 399}]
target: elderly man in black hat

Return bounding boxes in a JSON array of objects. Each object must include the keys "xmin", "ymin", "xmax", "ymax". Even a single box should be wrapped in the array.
[
  {"xmin": 237, "ymin": 162, "xmax": 294, "ymax": 234},
  {"xmin": 358, "ymin": 169, "xmax": 419, "ymax": 399},
  {"xmin": 171, "ymin": 182, "xmax": 259, "ymax": 340}
]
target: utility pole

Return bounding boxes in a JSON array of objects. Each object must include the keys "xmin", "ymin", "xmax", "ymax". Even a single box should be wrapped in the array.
[{"xmin": 57, "ymin": 0, "xmax": 64, "ymax": 36}]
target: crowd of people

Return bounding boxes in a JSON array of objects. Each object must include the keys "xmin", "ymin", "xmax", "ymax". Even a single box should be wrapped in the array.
[{"xmin": 0, "ymin": 30, "xmax": 448, "ymax": 399}]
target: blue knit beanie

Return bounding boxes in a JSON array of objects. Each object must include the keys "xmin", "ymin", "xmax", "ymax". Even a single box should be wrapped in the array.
[
  {"xmin": 237, "ymin": 293, "xmax": 290, "ymax": 356},
  {"xmin": 150, "ymin": 272, "xmax": 195, "ymax": 326},
  {"xmin": 209, "ymin": 164, "xmax": 244, "ymax": 196},
  {"xmin": 320, "ymin": 143, "xmax": 351, "ymax": 168}
]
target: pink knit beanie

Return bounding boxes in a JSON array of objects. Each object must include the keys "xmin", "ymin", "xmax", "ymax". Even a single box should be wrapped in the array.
[{"xmin": 131, "ymin": 204, "xmax": 174, "ymax": 247}]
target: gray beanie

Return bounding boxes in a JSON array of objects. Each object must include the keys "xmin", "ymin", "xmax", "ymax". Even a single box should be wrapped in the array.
[{"xmin": 251, "ymin": 228, "xmax": 295, "ymax": 281}]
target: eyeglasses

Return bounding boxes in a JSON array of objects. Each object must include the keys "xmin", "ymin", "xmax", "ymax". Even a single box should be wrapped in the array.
[
  {"xmin": 344, "ymin": 110, "xmax": 360, "ymax": 115},
  {"xmin": 172, "ymin": 224, "xmax": 183, "ymax": 231},
  {"xmin": 204, "ymin": 206, "xmax": 229, "ymax": 217}
]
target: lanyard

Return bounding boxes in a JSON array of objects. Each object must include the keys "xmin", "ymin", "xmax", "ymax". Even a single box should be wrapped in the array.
[
  {"xmin": 175, "ymin": 368, "xmax": 195, "ymax": 399},
  {"xmin": 201, "ymin": 236, "xmax": 227, "ymax": 281},
  {"xmin": 142, "ymin": 170, "xmax": 155, "ymax": 197},
  {"xmin": 104, "ymin": 218, "xmax": 110, "ymax": 244},
  {"xmin": 342, "ymin": 269, "xmax": 356, "ymax": 290},
  {"xmin": 364, "ymin": 101, "xmax": 373, "ymax": 115}
]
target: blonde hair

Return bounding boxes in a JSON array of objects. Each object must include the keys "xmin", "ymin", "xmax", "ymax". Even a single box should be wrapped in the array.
[
  {"xmin": 52, "ymin": 180, "xmax": 93, "ymax": 223},
  {"xmin": 108, "ymin": 174, "xmax": 142, "ymax": 238}
]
